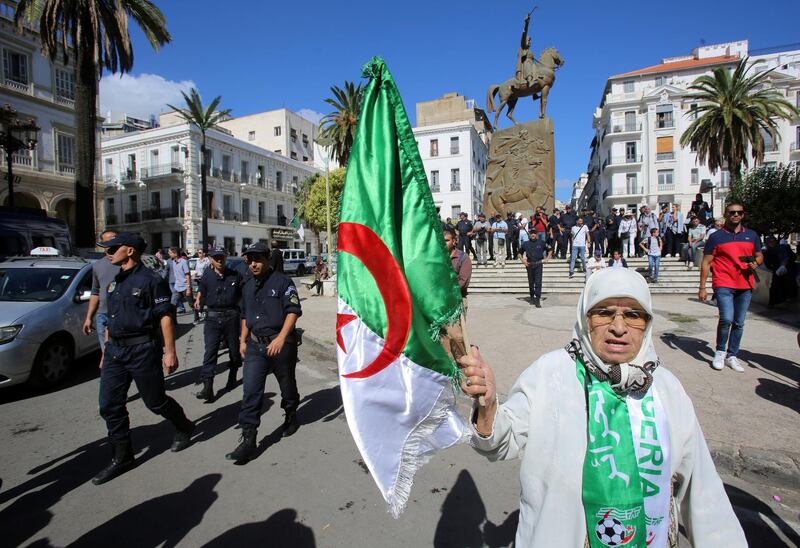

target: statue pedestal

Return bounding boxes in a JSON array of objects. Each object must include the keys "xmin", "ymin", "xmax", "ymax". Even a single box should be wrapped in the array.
[{"xmin": 482, "ymin": 118, "xmax": 555, "ymax": 217}]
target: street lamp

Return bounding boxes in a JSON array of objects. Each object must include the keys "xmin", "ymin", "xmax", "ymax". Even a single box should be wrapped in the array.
[{"xmin": 0, "ymin": 104, "xmax": 39, "ymax": 208}]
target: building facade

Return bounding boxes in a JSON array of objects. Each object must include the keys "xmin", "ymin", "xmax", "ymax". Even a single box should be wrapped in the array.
[
  {"xmin": 413, "ymin": 93, "xmax": 491, "ymax": 220},
  {"xmin": 581, "ymin": 40, "xmax": 800, "ymax": 217},
  {"xmin": 100, "ymin": 122, "xmax": 319, "ymax": 255},
  {"xmin": 218, "ymin": 109, "xmax": 317, "ymax": 165},
  {"xmin": 0, "ymin": 1, "xmax": 102, "ymax": 239}
]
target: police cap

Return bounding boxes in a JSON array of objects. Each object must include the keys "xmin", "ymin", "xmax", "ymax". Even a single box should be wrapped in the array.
[
  {"xmin": 209, "ymin": 246, "xmax": 228, "ymax": 257},
  {"xmin": 242, "ymin": 242, "xmax": 270, "ymax": 257},
  {"xmin": 97, "ymin": 232, "xmax": 146, "ymax": 252}
]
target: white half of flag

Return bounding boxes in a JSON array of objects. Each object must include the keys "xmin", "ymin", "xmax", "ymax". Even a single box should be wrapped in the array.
[
  {"xmin": 297, "ymin": 223, "xmax": 305, "ymax": 242},
  {"xmin": 336, "ymin": 299, "xmax": 465, "ymax": 517}
]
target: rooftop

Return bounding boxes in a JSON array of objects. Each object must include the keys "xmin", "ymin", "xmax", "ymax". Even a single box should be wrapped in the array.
[{"xmin": 611, "ymin": 54, "xmax": 740, "ymax": 79}]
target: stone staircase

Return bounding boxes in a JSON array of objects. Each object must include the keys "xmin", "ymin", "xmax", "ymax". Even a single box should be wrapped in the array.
[{"xmin": 469, "ymin": 256, "xmax": 711, "ymax": 294}]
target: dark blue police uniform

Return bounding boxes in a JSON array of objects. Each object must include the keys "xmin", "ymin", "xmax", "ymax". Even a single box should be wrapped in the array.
[
  {"xmin": 100, "ymin": 262, "xmax": 192, "ymax": 442},
  {"xmin": 197, "ymin": 265, "xmax": 243, "ymax": 390},
  {"xmin": 239, "ymin": 269, "xmax": 302, "ymax": 429},
  {"xmin": 519, "ymin": 238, "xmax": 551, "ymax": 305}
]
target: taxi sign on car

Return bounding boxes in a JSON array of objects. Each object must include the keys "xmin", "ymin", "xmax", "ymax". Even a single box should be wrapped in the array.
[{"xmin": 30, "ymin": 247, "xmax": 60, "ymax": 256}]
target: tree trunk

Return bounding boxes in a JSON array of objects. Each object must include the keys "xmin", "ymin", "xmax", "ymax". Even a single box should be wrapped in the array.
[
  {"xmin": 73, "ymin": 51, "xmax": 98, "ymax": 249},
  {"xmin": 200, "ymin": 133, "xmax": 208, "ymax": 251}
]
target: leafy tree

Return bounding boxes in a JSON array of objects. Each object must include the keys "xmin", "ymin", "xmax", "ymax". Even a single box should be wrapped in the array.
[
  {"xmin": 298, "ymin": 168, "xmax": 346, "ymax": 242},
  {"xmin": 319, "ymin": 81, "xmax": 363, "ymax": 166},
  {"xmin": 726, "ymin": 164, "xmax": 800, "ymax": 239},
  {"xmin": 167, "ymin": 88, "xmax": 231, "ymax": 250},
  {"xmin": 680, "ymin": 57, "xmax": 799, "ymax": 185},
  {"xmin": 15, "ymin": 0, "xmax": 171, "ymax": 248}
]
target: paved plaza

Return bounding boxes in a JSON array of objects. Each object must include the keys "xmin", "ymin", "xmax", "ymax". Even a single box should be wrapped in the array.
[{"xmin": 0, "ymin": 289, "xmax": 798, "ymax": 547}]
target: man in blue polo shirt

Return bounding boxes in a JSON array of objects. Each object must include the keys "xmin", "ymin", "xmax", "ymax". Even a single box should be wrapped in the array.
[{"xmin": 699, "ymin": 201, "xmax": 763, "ymax": 372}]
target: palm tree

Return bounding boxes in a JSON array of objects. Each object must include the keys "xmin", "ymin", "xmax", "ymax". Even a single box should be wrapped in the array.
[
  {"xmin": 680, "ymin": 57, "xmax": 799, "ymax": 184},
  {"xmin": 319, "ymin": 81, "xmax": 363, "ymax": 166},
  {"xmin": 167, "ymin": 88, "xmax": 230, "ymax": 251},
  {"xmin": 15, "ymin": 0, "xmax": 171, "ymax": 249}
]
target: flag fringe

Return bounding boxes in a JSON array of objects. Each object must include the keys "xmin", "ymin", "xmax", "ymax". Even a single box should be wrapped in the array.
[{"xmin": 386, "ymin": 384, "xmax": 465, "ymax": 518}]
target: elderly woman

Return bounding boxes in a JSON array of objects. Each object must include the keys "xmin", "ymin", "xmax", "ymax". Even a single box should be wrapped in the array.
[{"xmin": 459, "ymin": 268, "xmax": 745, "ymax": 547}]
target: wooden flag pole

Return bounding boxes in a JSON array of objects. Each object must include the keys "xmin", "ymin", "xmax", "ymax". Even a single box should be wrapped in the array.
[{"xmin": 459, "ymin": 312, "xmax": 485, "ymax": 407}]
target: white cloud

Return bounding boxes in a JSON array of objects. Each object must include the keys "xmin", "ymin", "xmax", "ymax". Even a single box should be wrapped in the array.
[
  {"xmin": 297, "ymin": 108, "xmax": 325, "ymax": 125},
  {"xmin": 100, "ymin": 73, "xmax": 196, "ymax": 120}
]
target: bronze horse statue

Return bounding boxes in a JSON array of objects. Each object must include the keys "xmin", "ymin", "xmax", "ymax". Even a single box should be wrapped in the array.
[{"xmin": 486, "ymin": 47, "xmax": 564, "ymax": 127}]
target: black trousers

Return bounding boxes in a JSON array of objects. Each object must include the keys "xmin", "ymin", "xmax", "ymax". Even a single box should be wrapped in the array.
[
  {"xmin": 239, "ymin": 339, "xmax": 299, "ymax": 429},
  {"xmin": 506, "ymin": 237, "xmax": 519, "ymax": 259},
  {"xmin": 99, "ymin": 340, "xmax": 190, "ymax": 443},
  {"xmin": 663, "ymin": 229, "xmax": 681, "ymax": 257},
  {"xmin": 526, "ymin": 264, "xmax": 543, "ymax": 299},
  {"xmin": 200, "ymin": 313, "xmax": 241, "ymax": 380},
  {"xmin": 557, "ymin": 232, "xmax": 570, "ymax": 259}
]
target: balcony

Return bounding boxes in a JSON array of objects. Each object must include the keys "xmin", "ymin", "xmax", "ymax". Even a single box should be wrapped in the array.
[
  {"xmin": 603, "ymin": 123, "xmax": 642, "ymax": 140},
  {"xmin": 124, "ymin": 212, "xmax": 140, "ymax": 223},
  {"xmin": 11, "ymin": 152, "xmax": 33, "ymax": 167},
  {"xmin": 240, "ymin": 212, "xmax": 252, "ymax": 223},
  {"xmin": 658, "ymin": 183, "xmax": 676, "ymax": 192},
  {"xmin": 105, "ymin": 214, "xmax": 118, "ymax": 225},
  {"xmin": 656, "ymin": 152, "xmax": 675, "ymax": 161},
  {"xmin": 790, "ymin": 142, "xmax": 799, "ymax": 153},
  {"xmin": 119, "ymin": 169, "xmax": 138, "ymax": 183},
  {"xmin": 141, "ymin": 206, "xmax": 179, "ymax": 221},
  {"xmin": 602, "ymin": 155, "xmax": 643, "ymax": 170},
  {"xmin": 140, "ymin": 163, "xmax": 183, "ymax": 179},
  {"xmin": 610, "ymin": 186, "xmax": 643, "ymax": 197},
  {"xmin": 655, "ymin": 120, "xmax": 674, "ymax": 129},
  {"xmin": 1, "ymin": 78, "xmax": 32, "ymax": 94},
  {"xmin": 430, "ymin": 184, "xmax": 440, "ymax": 193}
]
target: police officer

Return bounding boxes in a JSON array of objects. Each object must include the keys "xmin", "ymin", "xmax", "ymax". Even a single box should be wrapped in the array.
[
  {"xmin": 194, "ymin": 246, "xmax": 243, "ymax": 402},
  {"xmin": 269, "ymin": 240, "xmax": 284, "ymax": 273},
  {"xmin": 226, "ymin": 242, "xmax": 302, "ymax": 463},
  {"xmin": 519, "ymin": 226, "xmax": 553, "ymax": 308},
  {"xmin": 93, "ymin": 233, "xmax": 194, "ymax": 485}
]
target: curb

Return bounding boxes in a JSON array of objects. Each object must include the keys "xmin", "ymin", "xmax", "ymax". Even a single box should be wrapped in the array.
[{"xmin": 711, "ymin": 444, "xmax": 800, "ymax": 490}]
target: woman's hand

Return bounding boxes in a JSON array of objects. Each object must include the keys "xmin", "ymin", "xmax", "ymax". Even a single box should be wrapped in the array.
[{"xmin": 457, "ymin": 346, "xmax": 497, "ymax": 435}]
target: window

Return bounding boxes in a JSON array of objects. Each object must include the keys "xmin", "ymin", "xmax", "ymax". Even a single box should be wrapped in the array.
[
  {"xmin": 290, "ymin": 128, "xmax": 297, "ymax": 143},
  {"xmin": 242, "ymin": 237, "xmax": 253, "ymax": 249},
  {"xmin": 450, "ymin": 136, "xmax": 459, "ymax": 154},
  {"xmin": 274, "ymin": 126, "xmax": 282, "ymax": 136},
  {"xmin": 290, "ymin": 152, "xmax": 298, "ymax": 160},
  {"xmin": 3, "ymin": 49, "xmax": 28, "ymax": 85},
  {"xmin": 221, "ymin": 154, "xmax": 231, "ymax": 173},
  {"xmin": 248, "ymin": 131, "xmax": 256, "ymax": 141},
  {"xmin": 450, "ymin": 168, "xmax": 460, "ymax": 191},
  {"xmin": 625, "ymin": 173, "xmax": 638, "ymax": 194},
  {"xmin": 761, "ymin": 128, "xmax": 777, "ymax": 152},
  {"xmin": 689, "ymin": 103, "xmax": 698, "ymax": 120},
  {"xmin": 691, "ymin": 168, "xmax": 699, "ymax": 185},
  {"xmin": 258, "ymin": 201, "xmax": 266, "ymax": 223},
  {"xmin": 302, "ymin": 133, "xmax": 308, "ymax": 145},
  {"xmin": 623, "ymin": 80, "xmax": 634, "ymax": 93},
  {"xmin": 719, "ymin": 170, "xmax": 730, "ymax": 188},
  {"xmin": 292, "ymin": 175, "xmax": 299, "ymax": 191},
  {"xmin": 129, "ymin": 194, "xmax": 138, "ymax": 213},
  {"xmin": 656, "ymin": 106, "xmax": 674, "ymax": 129},
  {"xmin": 655, "ymin": 76, "xmax": 666, "ymax": 86},
  {"xmin": 451, "ymin": 205, "xmax": 461, "ymax": 219},
  {"xmin": 625, "ymin": 142, "xmax": 637, "ymax": 162},
  {"xmin": 430, "ymin": 139, "xmax": 438, "ymax": 157},
  {"xmin": 276, "ymin": 171, "xmax": 283, "ymax": 192},
  {"xmin": 242, "ymin": 198, "xmax": 250, "ymax": 221},
  {"xmin": 302, "ymin": 156, "xmax": 308, "ymax": 162},
  {"xmin": 223, "ymin": 195, "xmax": 232, "ymax": 217},
  {"xmin": 241, "ymin": 160, "xmax": 249, "ymax": 181},
  {"xmin": 56, "ymin": 133, "xmax": 75, "ymax": 170},
  {"xmin": 150, "ymin": 148, "xmax": 159, "ymax": 167},
  {"xmin": 224, "ymin": 237, "xmax": 235, "ymax": 254},
  {"xmin": 796, "ymin": 90, "xmax": 800, "ymax": 109},
  {"xmin": 274, "ymin": 149, "xmax": 282, "ymax": 155},
  {"xmin": 150, "ymin": 191, "xmax": 161, "ymax": 210},
  {"xmin": 624, "ymin": 111, "xmax": 636, "ymax": 131},
  {"xmin": 106, "ymin": 197, "xmax": 115, "ymax": 214},
  {"xmin": 656, "ymin": 136, "xmax": 674, "ymax": 160},
  {"xmin": 657, "ymin": 169, "xmax": 674, "ymax": 188},
  {"xmin": 55, "ymin": 68, "xmax": 75, "ymax": 100},
  {"xmin": 430, "ymin": 170, "xmax": 439, "ymax": 192}
]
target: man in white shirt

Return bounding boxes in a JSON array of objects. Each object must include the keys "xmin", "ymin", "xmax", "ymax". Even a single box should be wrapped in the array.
[
  {"xmin": 569, "ymin": 217, "xmax": 590, "ymax": 278},
  {"xmin": 585, "ymin": 248, "xmax": 607, "ymax": 281},
  {"xmin": 491, "ymin": 214, "xmax": 508, "ymax": 268}
]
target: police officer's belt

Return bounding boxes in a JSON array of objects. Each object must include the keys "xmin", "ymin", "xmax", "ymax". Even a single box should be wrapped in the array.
[
  {"xmin": 206, "ymin": 308, "xmax": 239, "ymax": 318},
  {"xmin": 250, "ymin": 332, "xmax": 279, "ymax": 345},
  {"xmin": 109, "ymin": 333, "xmax": 154, "ymax": 347}
]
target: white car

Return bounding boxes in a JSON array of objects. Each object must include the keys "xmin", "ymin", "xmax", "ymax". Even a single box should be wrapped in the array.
[
  {"xmin": 281, "ymin": 249, "xmax": 314, "ymax": 276},
  {"xmin": 0, "ymin": 256, "xmax": 98, "ymax": 387}
]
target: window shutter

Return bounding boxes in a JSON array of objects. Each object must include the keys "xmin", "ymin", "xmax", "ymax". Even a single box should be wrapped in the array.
[{"xmin": 656, "ymin": 136, "xmax": 673, "ymax": 153}]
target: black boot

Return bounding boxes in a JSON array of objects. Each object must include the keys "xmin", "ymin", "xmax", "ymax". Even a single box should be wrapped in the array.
[
  {"xmin": 196, "ymin": 379, "xmax": 214, "ymax": 402},
  {"xmin": 92, "ymin": 439, "xmax": 135, "ymax": 485},
  {"xmin": 226, "ymin": 427, "xmax": 257, "ymax": 463},
  {"xmin": 171, "ymin": 420, "xmax": 195, "ymax": 452},
  {"xmin": 282, "ymin": 412, "xmax": 299, "ymax": 438},
  {"xmin": 534, "ymin": 298, "xmax": 541, "ymax": 308},
  {"xmin": 225, "ymin": 366, "xmax": 238, "ymax": 390}
]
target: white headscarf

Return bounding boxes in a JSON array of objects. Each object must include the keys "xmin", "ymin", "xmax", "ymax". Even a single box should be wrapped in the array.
[{"xmin": 569, "ymin": 268, "xmax": 659, "ymax": 395}]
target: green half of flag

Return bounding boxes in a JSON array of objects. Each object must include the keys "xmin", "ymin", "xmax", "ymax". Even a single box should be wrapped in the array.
[{"xmin": 337, "ymin": 56, "xmax": 463, "ymax": 378}]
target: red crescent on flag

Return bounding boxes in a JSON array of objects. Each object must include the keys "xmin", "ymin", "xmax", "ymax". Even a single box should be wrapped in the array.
[{"xmin": 338, "ymin": 221, "xmax": 412, "ymax": 379}]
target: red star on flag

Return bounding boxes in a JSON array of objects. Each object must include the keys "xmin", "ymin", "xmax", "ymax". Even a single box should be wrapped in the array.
[{"xmin": 336, "ymin": 313, "xmax": 357, "ymax": 353}]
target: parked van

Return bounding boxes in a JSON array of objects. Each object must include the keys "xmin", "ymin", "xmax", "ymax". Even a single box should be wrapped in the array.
[
  {"xmin": 0, "ymin": 208, "xmax": 73, "ymax": 259},
  {"xmin": 281, "ymin": 248, "xmax": 314, "ymax": 275}
]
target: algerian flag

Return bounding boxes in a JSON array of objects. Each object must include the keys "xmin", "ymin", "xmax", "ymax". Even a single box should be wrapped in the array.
[
  {"xmin": 336, "ymin": 57, "xmax": 466, "ymax": 517},
  {"xmin": 290, "ymin": 215, "xmax": 305, "ymax": 242},
  {"xmin": 297, "ymin": 224, "xmax": 305, "ymax": 242}
]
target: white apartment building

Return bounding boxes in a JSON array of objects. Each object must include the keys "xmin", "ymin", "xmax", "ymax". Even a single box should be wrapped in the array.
[
  {"xmin": 581, "ymin": 40, "xmax": 800, "ymax": 217},
  {"xmin": 412, "ymin": 93, "xmax": 492, "ymax": 219},
  {"xmin": 218, "ymin": 109, "xmax": 317, "ymax": 165},
  {"xmin": 100, "ymin": 121, "xmax": 319, "ymax": 255},
  {"xmin": 0, "ymin": 1, "xmax": 102, "ymax": 238},
  {"xmin": 570, "ymin": 172, "xmax": 589, "ymax": 210}
]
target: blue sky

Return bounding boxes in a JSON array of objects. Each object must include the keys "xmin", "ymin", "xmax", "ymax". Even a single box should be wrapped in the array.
[{"xmin": 101, "ymin": 0, "xmax": 800, "ymax": 202}]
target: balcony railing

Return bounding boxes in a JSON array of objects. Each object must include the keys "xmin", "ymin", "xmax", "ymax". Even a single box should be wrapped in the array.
[
  {"xmin": 141, "ymin": 207, "xmax": 179, "ymax": 221},
  {"xmin": 1, "ymin": 78, "xmax": 31, "ymax": 94},
  {"xmin": 603, "ymin": 155, "xmax": 643, "ymax": 169},
  {"xmin": 11, "ymin": 152, "xmax": 33, "ymax": 166},
  {"xmin": 124, "ymin": 212, "xmax": 140, "ymax": 223},
  {"xmin": 655, "ymin": 120, "xmax": 674, "ymax": 129},
  {"xmin": 611, "ymin": 186, "xmax": 643, "ymax": 196},
  {"xmin": 120, "ymin": 169, "xmax": 138, "ymax": 182},
  {"xmin": 430, "ymin": 184, "xmax": 440, "ymax": 193},
  {"xmin": 140, "ymin": 163, "xmax": 183, "ymax": 178},
  {"xmin": 790, "ymin": 141, "xmax": 799, "ymax": 151},
  {"xmin": 58, "ymin": 165, "xmax": 75, "ymax": 175},
  {"xmin": 656, "ymin": 152, "xmax": 675, "ymax": 161},
  {"xmin": 611, "ymin": 122, "xmax": 642, "ymax": 134},
  {"xmin": 658, "ymin": 183, "xmax": 676, "ymax": 192},
  {"xmin": 240, "ymin": 212, "xmax": 252, "ymax": 223}
]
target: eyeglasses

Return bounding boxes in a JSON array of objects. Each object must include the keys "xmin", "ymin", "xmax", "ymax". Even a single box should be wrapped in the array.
[
  {"xmin": 726, "ymin": 210, "xmax": 744, "ymax": 217},
  {"xmin": 587, "ymin": 307, "xmax": 652, "ymax": 329},
  {"xmin": 105, "ymin": 245, "xmax": 120, "ymax": 255}
]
